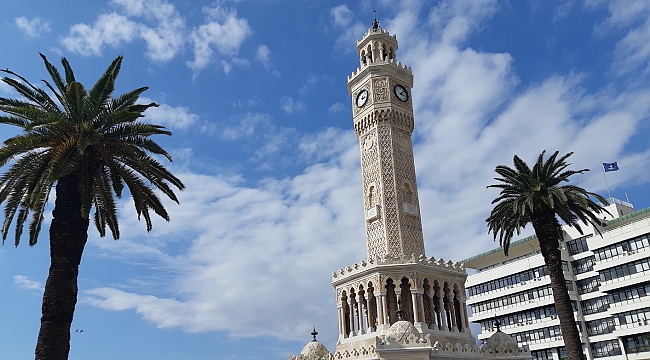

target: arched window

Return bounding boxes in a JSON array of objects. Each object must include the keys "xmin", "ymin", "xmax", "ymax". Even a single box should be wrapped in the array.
[{"xmin": 399, "ymin": 277, "xmax": 414, "ymax": 323}]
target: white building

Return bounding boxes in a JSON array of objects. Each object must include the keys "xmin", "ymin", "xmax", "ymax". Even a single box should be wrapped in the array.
[
  {"xmin": 463, "ymin": 198, "xmax": 650, "ymax": 360},
  {"xmin": 290, "ymin": 18, "xmax": 530, "ymax": 360}
]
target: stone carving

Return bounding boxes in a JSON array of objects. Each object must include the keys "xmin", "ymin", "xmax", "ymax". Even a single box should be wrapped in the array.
[{"xmin": 373, "ymin": 78, "xmax": 388, "ymax": 102}]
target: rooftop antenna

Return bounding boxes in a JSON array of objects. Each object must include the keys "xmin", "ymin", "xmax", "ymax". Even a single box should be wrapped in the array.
[{"xmin": 372, "ymin": 10, "xmax": 379, "ymax": 29}]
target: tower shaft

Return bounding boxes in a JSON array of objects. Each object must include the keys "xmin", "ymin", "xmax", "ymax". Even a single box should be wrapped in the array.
[{"xmin": 347, "ymin": 27, "xmax": 425, "ymax": 260}]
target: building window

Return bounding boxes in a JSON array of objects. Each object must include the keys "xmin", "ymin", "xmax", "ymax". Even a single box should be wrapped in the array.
[
  {"xmin": 613, "ymin": 307, "xmax": 650, "ymax": 329},
  {"xmin": 608, "ymin": 282, "xmax": 650, "ymax": 306},
  {"xmin": 624, "ymin": 333, "xmax": 650, "ymax": 354},
  {"xmin": 467, "ymin": 264, "xmax": 553, "ymax": 296},
  {"xmin": 531, "ymin": 349, "xmax": 553, "ymax": 360},
  {"xmin": 470, "ymin": 285, "xmax": 553, "ymax": 315},
  {"xmin": 576, "ymin": 275, "xmax": 600, "ymax": 295},
  {"xmin": 585, "ymin": 318, "xmax": 615, "ymax": 336},
  {"xmin": 511, "ymin": 325, "xmax": 563, "ymax": 344},
  {"xmin": 580, "ymin": 296, "xmax": 610, "ymax": 315},
  {"xmin": 594, "ymin": 233, "xmax": 649, "ymax": 262},
  {"xmin": 566, "ymin": 235, "xmax": 591, "ymax": 255},
  {"xmin": 480, "ymin": 305, "xmax": 559, "ymax": 331},
  {"xmin": 571, "ymin": 256, "xmax": 596, "ymax": 275},
  {"xmin": 590, "ymin": 340, "xmax": 622, "ymax": 358},
  {"xmin": 599, "ymin": 258, "xmax": 650, "ymax": 283}
]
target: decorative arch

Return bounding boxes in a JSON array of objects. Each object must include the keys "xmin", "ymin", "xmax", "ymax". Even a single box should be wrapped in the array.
[{"xmin": 399, "ymin": 277, "xmax": 414, "ymax": 322}]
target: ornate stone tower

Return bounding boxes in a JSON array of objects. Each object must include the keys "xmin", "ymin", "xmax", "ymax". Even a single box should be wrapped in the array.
[
  {"xmin": 328, "ymin": 20, "xmax": 478, "ymax": 359},
  {"xmin": 347, "ymin": 19, "xmax": 425, "ymax": 261},
  {"xmin": 291, "ymin": 18, "xmax": 531, "ymax": 360}
]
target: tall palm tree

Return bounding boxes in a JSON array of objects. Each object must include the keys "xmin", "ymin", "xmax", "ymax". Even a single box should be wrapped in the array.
[
  {"xmin": 486, "ymin": 151, "xmax": 608, "ymax": 360},
  {"xmin": 0, "ymin": 54, "xmax": 185, "ymax": 359}
]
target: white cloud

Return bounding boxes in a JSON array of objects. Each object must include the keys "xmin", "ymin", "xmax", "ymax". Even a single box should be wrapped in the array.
[
  {"xmin": 0, "ymin": 81, "xmax": 14, "ymax": 95},
  {"xmin": 61, "ymin": 13, "xmax": 139, "ymax": 57},
  {"xmin": 15, "ymin": 17, "xmax": 51, "ymax": 38},
  {"xmin": 220, "ymin": 113, "xmax": 271, "ymax": 140},
  {"xmin": 280, "ymin": 97, "xmax": 307, "ymax": 114},
  {"xmin": 14, "ymin": 275, "xmax": 43, "ymax": 291},
  {"xmin": 186, "ymin": 6, "xmax": 251, "ymax": 74},
  {"xmin": 592, "ymin": 0, "xmax": 650, "ymax": 75},
  {"xmin": 141, "ymin": 98, "xmax": 199, "ymax": 130},
  {"xmin": 60, "ymin": 0, "xmax": 253, "ymax": 74},
  {"xmin": 330, "ymin": 5, "xmax": 354, "ymax": 27},
  {"xmin": 255, "ymin": 44, "xmax": 272, "ymax": 69},
  {"xmin": 299, "ymin": 74, "xmax": 333, "ymax": 96},
  {"xmin": 221, "ymin": 60, "xmax": 232, "ymax": 74},
  {"xmin": 84, "ymin": 149, "xmax": 363, "ymax": 340},
  {"xmin": 328, "ymin": 102, "xmax": 346, "ymax": 114}
]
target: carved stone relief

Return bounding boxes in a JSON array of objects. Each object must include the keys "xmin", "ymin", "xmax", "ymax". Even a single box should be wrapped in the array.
[{"xmin": 373, "ymin": 78, "xmax": 389, "ymax": 102}]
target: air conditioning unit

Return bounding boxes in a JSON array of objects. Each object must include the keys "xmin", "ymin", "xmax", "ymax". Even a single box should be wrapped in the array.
[
  {"xmin": 550, "ymin": 315, "xmax": 557, "ymax": 319},
  {"xmin": 529, "ymin": 300, "xmax": 535, "ymax": 303},
  {"xmin": 628, "ymin": 251, "xmax": 636, "ymax": 255},
  {"xmin": 520, "ymin": 281, "xmax": 526, "ymax": 285},
  {"xmin": 527, "ymin": 321, "xmax": 532, "ymax": 325}
]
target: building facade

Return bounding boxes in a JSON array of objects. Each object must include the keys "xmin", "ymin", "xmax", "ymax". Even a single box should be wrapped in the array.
[{"xmin": 463, "ymin": 199, "xmax": 650, "ymax": 360}]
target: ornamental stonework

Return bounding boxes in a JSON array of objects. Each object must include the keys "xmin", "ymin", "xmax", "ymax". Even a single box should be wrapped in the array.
[
  {"xmin": 373, "ymin": 78, "xmax": 389, "ymax": 102},
  {"xmin": 378, "ymin": 125, "xmax": 401, "ymax": 258}
]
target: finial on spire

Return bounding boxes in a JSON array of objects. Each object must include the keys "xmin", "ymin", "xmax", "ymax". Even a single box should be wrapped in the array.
[
  {"xmin": 493, "ymin": 319, "xmax": 501, "ymax": 332},
  {"xmin": 396, "ymin": 300, "xmax": 404, "ymax": 321},
  {"xmin": 311, "ymin": 325, "xmax": 318, "ymax": 342},
  {"xmin": 372, "ymin": 10, "xmax": 379, "ymax": 29}
]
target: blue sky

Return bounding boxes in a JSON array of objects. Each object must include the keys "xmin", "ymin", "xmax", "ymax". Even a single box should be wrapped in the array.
[{"xmin": 2, "ymin": 0, "xmax": 650, "ymax": 359}]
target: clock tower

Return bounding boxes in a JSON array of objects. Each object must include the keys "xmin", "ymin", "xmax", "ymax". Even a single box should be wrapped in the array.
[
  {"xmin": 291, "ymin": 18, "xmax": 531, "ymax": 360},
  {"xmin": 347, "ymin": 19, "xmax": 424, "ymax": 260}
]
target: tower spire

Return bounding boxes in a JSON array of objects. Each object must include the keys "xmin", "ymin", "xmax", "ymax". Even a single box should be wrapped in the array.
[{"xmin": 372, "ymin": 10, "xmax": 379, "ymax": 29}]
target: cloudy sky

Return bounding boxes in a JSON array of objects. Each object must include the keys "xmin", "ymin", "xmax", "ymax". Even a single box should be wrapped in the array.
[{"xmin": 2, "ymin": 0, "xmax": 650, "ymax": 359}]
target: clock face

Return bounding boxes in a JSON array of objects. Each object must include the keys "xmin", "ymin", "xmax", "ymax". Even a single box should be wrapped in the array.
[
  {"xmin": 356, "ymin": 89, "xmax": 369, "ymax": 107},
  {"xmin": 394, "ymin": 84, "xmax": 409, "ymax": 102}
]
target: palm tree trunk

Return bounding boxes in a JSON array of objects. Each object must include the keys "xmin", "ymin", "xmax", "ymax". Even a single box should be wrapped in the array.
[
  {"xmin": 532, "ymin": 209, "xmax": 583, "ymax": 360},
  {"xmin": 35, "ymin": 174, "xmax": 89, "ymax": 360}
]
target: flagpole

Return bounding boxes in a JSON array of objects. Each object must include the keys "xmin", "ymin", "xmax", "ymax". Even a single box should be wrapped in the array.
[{"xmin": 601, "ymin": 162, "xmax": 612, "ymax": 200}]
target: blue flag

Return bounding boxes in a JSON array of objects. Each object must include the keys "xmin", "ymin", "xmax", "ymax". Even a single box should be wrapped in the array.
[{"xmin": 603, "ymin": 162, "xmax": 619, "ymax": 172}]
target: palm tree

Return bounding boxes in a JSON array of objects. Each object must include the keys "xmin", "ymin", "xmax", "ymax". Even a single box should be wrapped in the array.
[
  {"xmin": 486, "ymin": 151, "xmax": 608, "ymax": 360},
  {"xmin": 0, "ymin": 54, "xmax": 185, "ymax": 359}
]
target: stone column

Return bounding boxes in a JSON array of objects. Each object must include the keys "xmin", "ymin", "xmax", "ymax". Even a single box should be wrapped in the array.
[
  {"xmin": 461, "ymin": 298, "xmax": 470, "ymax": 329},
  {"xmin": 395, "ymin": 286, "xmax": 406, "ymax": 321},
  {"xmin": 437, "ymin": 295, "xmax": 447, "ymax": 331},
  {"xmin": 425, "ymin": 292, "xmax": 436, "ymax": 330},
  {"xmin": 348, "ymin": 299, "xmax": 356, "ymax": 336},
  {"xmin": 413, "ymin": 291, "xmax": 428, "ymax": 333},
  {"xmin": 447, "ymin": 295, "xmax": 457, "ymax": 331},
  {"xmin": 365, "ymin": 293, "xmax": 375, "ymax": 333},
  {"xmin": 357, "ymin": 297, "xmax": 365, "ymax": 335},
  {"xmin": 381, "ymin": 293, "xmax": 389, "ymax": 326},
  {"xmin": 411, "ymin": 291, "xmax": 421, "ymax": 323},
  {"xmin": 376, "ymin": 293, "xmax": 385, "ymax": 326},
  {"xmin": 338, "ymin": 306, "xmax": 344, "ymax": 335},
  {"xmin": 456, "ymin": 297, "xmax": 466, "ymax": 331}
]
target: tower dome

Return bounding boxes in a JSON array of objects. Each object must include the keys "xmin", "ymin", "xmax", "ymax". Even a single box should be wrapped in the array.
[
  {"xmin": 482, "ymin": 322, "xmax": 521, "ymax": 355},
  {"xmin": 298, "ymin": 341, "xmax": 330, "ymax": 360},
  {"xmin": 385, "ymin": 320, "xmax": 420, "ymax": 343},
  {"xmin": 289, "ymin": 327, "xmax": 331, "ymax": 360}
]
